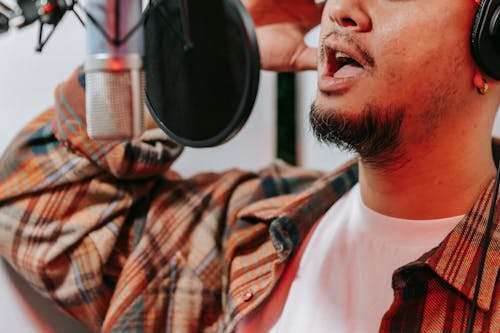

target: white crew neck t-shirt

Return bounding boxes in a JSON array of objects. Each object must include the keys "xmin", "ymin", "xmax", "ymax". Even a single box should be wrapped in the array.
[{"xmin": 236, "ymin": 183, "xmax": 463, "ymax": 333}]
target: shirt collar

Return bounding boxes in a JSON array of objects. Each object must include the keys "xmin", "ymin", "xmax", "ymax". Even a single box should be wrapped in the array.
[{"xmin": 423, "ymin": 177, "xmax": 500, "ymax": 311}]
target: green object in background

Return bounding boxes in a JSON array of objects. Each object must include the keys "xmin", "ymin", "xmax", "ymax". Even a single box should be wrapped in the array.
[{"xmin": 277, "ymin": 72, "xmax": 297, "ymax": 165}]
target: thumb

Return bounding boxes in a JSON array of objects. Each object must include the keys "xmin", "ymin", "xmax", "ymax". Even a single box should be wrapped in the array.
[{"xmin": 292, "ymin": 46, "xmax": 318, "ymax": 71}]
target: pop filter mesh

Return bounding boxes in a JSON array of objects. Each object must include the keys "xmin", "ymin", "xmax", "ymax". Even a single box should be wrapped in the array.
[{"xmin": 144, "ymin": 0, "xmax": 260, "ymax": 147}]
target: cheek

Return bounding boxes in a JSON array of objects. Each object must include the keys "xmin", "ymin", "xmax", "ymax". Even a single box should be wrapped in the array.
[
  {"xmin": 373, "ymin": 21, "xmax": 472, "ymax": 100},
  {"xmin": 374, "ymin": 4, "xmax": 476, "ymax": 83}
]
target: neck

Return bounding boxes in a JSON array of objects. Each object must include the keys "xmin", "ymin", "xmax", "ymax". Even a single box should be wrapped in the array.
[{"xmin": 358, "ymin": 113, "xmax": 497, "ymax": 220}]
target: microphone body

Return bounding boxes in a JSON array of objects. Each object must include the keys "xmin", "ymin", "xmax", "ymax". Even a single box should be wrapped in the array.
[{"xmin": 85, "ymin": 0, "xmax": 145, "ymax": 140}]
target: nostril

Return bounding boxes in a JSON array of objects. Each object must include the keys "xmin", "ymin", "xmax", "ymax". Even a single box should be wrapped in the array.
[{"xmin": 342, "ymin": 18, "xmax": 357, "ymax": 27}]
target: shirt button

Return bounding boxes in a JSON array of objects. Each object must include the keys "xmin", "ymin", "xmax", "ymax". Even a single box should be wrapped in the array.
[
  {"xmin": 275, "ymin": 242, "xmax": 284, "ymax": 252},
  {"xmin": 242, "ymin": 291, "xmax": 253, "ymax": 302}
]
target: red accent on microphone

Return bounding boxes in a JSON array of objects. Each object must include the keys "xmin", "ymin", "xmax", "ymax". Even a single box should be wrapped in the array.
[{"xmin": 42, "ymin": 2, "xmax": 55, "ymax": 14}]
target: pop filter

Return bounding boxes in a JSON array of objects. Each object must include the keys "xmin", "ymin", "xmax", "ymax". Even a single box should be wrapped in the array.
[{"xmin": 144, "ymin": 0, "xmax": 260, "ymax": 147}]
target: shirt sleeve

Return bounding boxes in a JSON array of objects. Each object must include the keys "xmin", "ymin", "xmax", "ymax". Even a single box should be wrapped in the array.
[{"xmin": 0, "ymin": 69, "xmax": 183, "ymax": 331}]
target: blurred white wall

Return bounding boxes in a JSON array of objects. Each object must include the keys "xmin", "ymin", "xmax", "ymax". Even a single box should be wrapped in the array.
[{"xmin": 0, "ymin": 16, "xmax": 86, "ymax": 150}]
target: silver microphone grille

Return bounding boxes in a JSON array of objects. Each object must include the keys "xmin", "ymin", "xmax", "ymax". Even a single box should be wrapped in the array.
[{"xmin": 85, "ymin": 55, "xmax": 145, "ymax": 140}]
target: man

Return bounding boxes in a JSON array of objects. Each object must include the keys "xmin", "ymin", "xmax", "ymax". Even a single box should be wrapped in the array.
[{"xmin": 0, "ymin": 0, "xmax": 498, "ymax": 332}]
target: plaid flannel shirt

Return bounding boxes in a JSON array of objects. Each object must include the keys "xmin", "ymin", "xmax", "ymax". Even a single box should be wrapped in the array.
[{"xmin": 0, "ymin": 70, "xmax": 498, "ymax": 332}]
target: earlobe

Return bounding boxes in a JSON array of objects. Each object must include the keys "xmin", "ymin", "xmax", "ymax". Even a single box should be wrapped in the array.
[{"xmin": 473, "ymin": 71, "xmax": 489, "ymax": 95}]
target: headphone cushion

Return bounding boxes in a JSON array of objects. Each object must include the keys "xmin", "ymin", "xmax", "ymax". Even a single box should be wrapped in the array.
[{"xmin": 471, "ymin": 0, "xmax": 500, "ymax": 79}]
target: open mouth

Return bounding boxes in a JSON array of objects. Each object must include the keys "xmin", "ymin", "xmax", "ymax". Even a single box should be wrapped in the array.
[{"xmin": 327, "ymin": 49, "xmax": 365, "ymax": 78}]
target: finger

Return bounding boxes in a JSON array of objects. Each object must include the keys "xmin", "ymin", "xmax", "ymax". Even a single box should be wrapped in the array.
[{"xmin": 293, "ymin": 46, "xmax": 318, "ymax": 71}]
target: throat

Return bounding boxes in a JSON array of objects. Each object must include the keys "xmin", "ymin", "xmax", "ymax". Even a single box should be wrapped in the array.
[{"xmin": 358, "ymin": 154, "xmax": 497, "ymax": 220}]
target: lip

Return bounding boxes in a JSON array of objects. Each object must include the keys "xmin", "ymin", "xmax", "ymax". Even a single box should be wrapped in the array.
[
  {"xmin": 318, "ymin": 39, "xmax": 369, "ymax": 94},
  {"xmin": 318, "ymin": 73, "xmax": 363, "ymax": 94}
]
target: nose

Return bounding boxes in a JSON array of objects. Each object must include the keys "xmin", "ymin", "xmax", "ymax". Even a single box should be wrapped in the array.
[{"xmin": 328, "ymin": 0, "xmax": 372, "ymax": 32}]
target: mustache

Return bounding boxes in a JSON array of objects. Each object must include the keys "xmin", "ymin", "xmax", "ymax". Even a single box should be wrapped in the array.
[{"xmin": 320, "ymin": 30, "xmax": 375, "ymax": 68}]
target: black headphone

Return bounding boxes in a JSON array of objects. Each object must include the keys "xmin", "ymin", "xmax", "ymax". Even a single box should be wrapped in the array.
[
  {"xmin": 468, "ymin": 4, "xmax": 500, "ymax": 333},
  {"xmin": 471, "ymin": 0, "xmax": 500, "ymax": 79}
]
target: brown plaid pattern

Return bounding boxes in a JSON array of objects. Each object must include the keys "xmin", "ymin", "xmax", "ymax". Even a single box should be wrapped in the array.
[{"xmin": 0, "ymin": 70, "xmax": 498, "ymax": 332}]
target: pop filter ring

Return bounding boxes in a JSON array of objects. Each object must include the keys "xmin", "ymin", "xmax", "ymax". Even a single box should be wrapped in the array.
[{"xmin": 144, "ymin": 0, "xmax": 260, "ymax": 147}]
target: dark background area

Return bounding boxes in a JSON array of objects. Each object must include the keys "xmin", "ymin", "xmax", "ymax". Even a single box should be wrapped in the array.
[{"xmin": 277, "ymin": 72, "xmax": 297, "ymax": 165}]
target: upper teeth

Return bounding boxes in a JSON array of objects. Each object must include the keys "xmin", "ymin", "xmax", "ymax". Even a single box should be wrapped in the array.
[{"xmin": 335, "ymin": 51, "xmax": 351, "ymax": 61}]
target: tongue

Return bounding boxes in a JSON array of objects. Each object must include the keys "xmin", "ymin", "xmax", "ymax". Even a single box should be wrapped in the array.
[{"xmin": 333, "ymin": 64, "xmax": 364, "ymax": 79}]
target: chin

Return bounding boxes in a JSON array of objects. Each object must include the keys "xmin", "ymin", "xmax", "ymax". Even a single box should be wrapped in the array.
[{"xmin": 314, "ymin": 93, "xmax": 365, "ymax": 118}]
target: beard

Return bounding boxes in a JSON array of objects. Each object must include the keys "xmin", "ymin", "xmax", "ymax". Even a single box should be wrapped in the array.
[{"xmin": 310, "ymin": 102, "xmax": 406, "ymax": 169}]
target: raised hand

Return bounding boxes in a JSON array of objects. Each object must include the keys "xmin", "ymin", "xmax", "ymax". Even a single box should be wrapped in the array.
[{"xmin": 242, "ymin": 0, "xmax": 325, "ymax": 71}]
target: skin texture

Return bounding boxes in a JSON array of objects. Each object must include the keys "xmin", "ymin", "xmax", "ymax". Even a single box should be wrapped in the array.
[{"xmin": 246, "ymin": 0, "xmax": 500, "ymax": 219}]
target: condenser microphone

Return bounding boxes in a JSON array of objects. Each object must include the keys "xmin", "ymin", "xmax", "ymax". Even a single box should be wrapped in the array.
[{"xmin": 85, "ymin": 0, "xmax": 144, "ymax": 140}]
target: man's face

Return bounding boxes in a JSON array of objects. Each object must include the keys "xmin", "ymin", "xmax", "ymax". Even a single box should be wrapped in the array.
[{"xmin": 312, "ymin": 0, "xmax": 478, "ymax": 167}]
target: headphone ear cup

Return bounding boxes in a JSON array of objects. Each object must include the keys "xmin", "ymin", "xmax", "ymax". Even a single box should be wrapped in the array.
[{"xmin": 471, "ymin": 0, "xmax": 500, "ymax": 80}]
